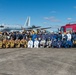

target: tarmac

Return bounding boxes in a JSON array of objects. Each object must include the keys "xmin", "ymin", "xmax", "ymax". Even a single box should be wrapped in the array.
[{"xmin": 0, "ymin": 48, "xmax": 76, "ymax": 75}]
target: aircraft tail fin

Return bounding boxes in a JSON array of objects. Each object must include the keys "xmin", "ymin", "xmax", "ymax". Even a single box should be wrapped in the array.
[{"xmin": 24, "ymin": 17, "xmax": 30, "ymax": 27}]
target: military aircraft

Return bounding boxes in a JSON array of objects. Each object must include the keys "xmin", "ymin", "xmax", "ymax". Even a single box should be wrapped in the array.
[
  {"xmin": 0, "ymin": 17, "xmax": 31, "ymax": 32},
  {"xmin": 27, "ymin": 25, "xmax": 41, "ymax": 29},
  {"xmin": 0, "ymin": 17, "xmax": 51, "ymax": 32},
  {"xmin": 23, "ymin": 26, "xmax": 51, "ymax": 31},
  {"xmin": 37, "ymin": 27, "xmax": 51, "ymax": 30}
]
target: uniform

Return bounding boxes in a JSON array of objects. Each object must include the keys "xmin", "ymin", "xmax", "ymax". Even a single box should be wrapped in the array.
[
  {"xmin": 34, "ymin": 39, "xmax": 39, "ymax": 48},
  {"xmin": 67, "ymin": 33, "xmax": 72, "ymax": 41},
  {"xmin": 51, "ymin": 39, "xmax": 57, "ymax": 48},
  {"xmin": 40, "ymin": 39, "xmax": 46, "ymax": 48},
  {"xmin": 6, "ymin": 40, "xmax": 10, "ymax": 48},
  {"xmin": 46, "ymin": 39, "xmax": 52, "ymax": 48},
  {"xmin": 66, "ymin": 33, "xmax": 72, "ymax": 48},
  {"xmin": 2, "ymin": 39, "xmax": 6, "ymax": 48},
  {"xmin": 56, "ymin": 40, "xmax": 62, "ymax": 48},
  {"xmin": 0, "ymin": 40, "xmax": 3, "ymax": 48},
  {"xmin": 10, "ymin": 39, "xmax": 15, "ymax": 48},
  {"xmin": 28, "ymin": 39, "xmax": 33, "ymax": 48},
  {"xmin": 20, "ymin": 39, "xmax": 27, "ymax": 48},
  {"xmin": 15, "ymin": 39, "xmax": 20, "ymax": 48},
  {"xmin": 72, "ymin": 33, "xmax": 76, "ymax": 47}
]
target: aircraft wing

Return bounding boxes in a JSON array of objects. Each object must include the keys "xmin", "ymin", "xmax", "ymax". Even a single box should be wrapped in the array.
[
  {"xmin": 37, "ymin": 27, "xmax": 51, "ymax": 30},
  {"xmin": 27, "ymin": 26, "xmax": 41, "ymax": 29},
  {"xmin": 24, "ymin": 27, "xmax": 51, "ymax": 31}
]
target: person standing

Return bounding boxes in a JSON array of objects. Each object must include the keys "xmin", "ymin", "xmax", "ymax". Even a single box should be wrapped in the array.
[{"xmin": 66, "ymin": 32, "xmax": 72, "ymax": 41}]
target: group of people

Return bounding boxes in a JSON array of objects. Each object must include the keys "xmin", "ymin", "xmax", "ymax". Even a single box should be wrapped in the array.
[{"xmin": 0, "ymin": 30, "xmax": 76, "ymax": 48}]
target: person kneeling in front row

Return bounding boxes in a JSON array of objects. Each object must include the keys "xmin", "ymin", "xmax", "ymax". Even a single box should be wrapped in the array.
[
  {"xmin": 34, "ymin": 38, "xmax": 39, "ymax": 48},
  {"xmin": 28, "ymin": 38, "xmax": 33, "ymax": 48}
]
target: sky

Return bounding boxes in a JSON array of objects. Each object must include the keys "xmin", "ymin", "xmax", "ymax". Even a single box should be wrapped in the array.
[{"xmin": 0, "ymin": 0, "xmax": 76, "ymax": 31}]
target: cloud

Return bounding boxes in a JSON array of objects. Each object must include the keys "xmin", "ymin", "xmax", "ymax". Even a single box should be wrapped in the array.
[
  {"xmin": 44, "ymin": 16, "xmax": 61, "ymax": 22},
  {"xmin": 43, "ymin": 22, "xmax": 47, "ymax": 24},
  {"xmin": 67, "ymin": 18, "xmax": 72, "ymax": 20},
  {"xmin": 50, "ymin": 19, "xmax": 60, "ymax": 22},
  {"xmin": 50, "ymin": 11, "xmax": 56, "ymax": 13},
  {"xmin": 44, "ymin": 17, "xmax": 49, "ymax": 20},
  {"xmin": 44, "ymin": 16, "xmax": 55, "ymax": 20},
  {"xmin": 74, "ymin": 6, "xmax": 76, "ymax": 8}
]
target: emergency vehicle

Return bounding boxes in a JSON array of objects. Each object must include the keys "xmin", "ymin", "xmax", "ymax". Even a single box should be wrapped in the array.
[{"xmin": 60, "ymin": 23, "xmax": 76, "ymax": 33}]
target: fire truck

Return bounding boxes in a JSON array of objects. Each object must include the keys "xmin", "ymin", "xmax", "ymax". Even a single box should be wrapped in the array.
[{"xmin": 60, "ymin": 23, "xmax": 76, "ymax": 33}]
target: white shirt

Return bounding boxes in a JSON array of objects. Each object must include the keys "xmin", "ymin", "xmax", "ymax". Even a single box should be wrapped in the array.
[
  {"xmin": 34, "ymin": 40, "xmax": 39, "ymax": 45},
  {"xmin": 40, "ymin": 40, "xmax": 46, "ymax": 45},
  {"xmin": 67, "ymin": 33, "xmax": 71, "ymax": 40},
  {"xmin": 28, "ymin": 40, "xmax": 33, "ymax": 46}
]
